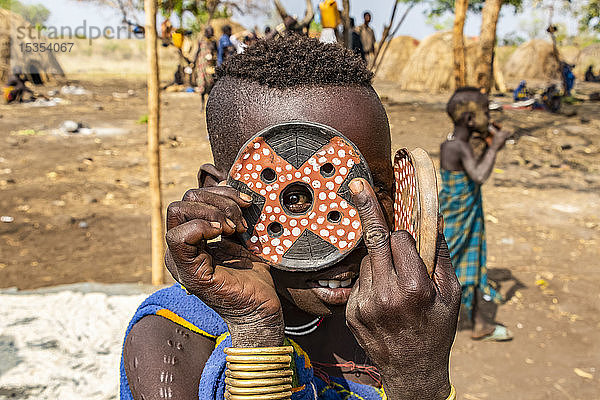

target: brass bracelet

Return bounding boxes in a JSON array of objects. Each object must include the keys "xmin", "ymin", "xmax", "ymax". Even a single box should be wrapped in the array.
[
  {"xmin": 446, "ymin": 385, "xmax": 456, "ymax": 400},
  {"xmin": 224, "ymin": 346, "xmax": 294, "ymax": 400}
]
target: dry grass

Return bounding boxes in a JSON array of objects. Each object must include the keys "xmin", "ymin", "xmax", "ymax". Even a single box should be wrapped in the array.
[
  {"xmin": 503, "ymin": 39, "xmax": 560, "ymax": 81},
  {"xmin": 575, "ymin": 43, "xmax": 600, "ymax": 78}
]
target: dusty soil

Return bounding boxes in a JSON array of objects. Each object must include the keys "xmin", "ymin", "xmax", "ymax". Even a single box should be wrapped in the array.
[{"xmin": 0, "ymin": 78, "xmax": 598, "ymax": 399}]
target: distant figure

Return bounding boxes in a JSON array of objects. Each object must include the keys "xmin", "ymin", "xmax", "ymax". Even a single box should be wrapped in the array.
[
  {"xmin": 585, "ymin": 65, "xmax": 599, "ymax": 82},
  {"xmin": 350, "ymin": 18, "xmax": 365, "ymax": 60},
  {"xmin": 358, "ymin": 11, "xmax": 376, "ymax": 67},
  {"xmin": 264, "ymin": 26, "xmax": 272, "ymax": 38},
  {"xmin": 195, "ymin": 26, "xmax": 218, "ymax": 110},
  {"xmin": 561, "ymin": 62, "xmax": 575, "ymax": 96},
  {"xmin": 217, "ymin": 25, "xmax": 235, "ymax": 66},
  {"xmin": 160, "ymin": 18, "xmax": 173, "ymax": 47},
  {"xmin": 439, "ymin": 87, "xmax": 513, "ymax": 342},
  {"xmin": 3, "ymin": 68, "xmax": 34, "ymax": 104}
]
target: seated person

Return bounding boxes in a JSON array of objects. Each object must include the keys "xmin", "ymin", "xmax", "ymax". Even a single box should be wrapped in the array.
[
  {"xmin": 585, "ymin": 65, "xmax": 599, "ymax": 83},
  {"xmin": 121, "ymin": 35, "xmax": 461, "ymax": 400},
  {"xmin": 3, "ymin": 68, "xmax": 34, "ymax": 104}
]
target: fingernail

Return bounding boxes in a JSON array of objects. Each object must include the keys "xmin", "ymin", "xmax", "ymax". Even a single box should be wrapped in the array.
[
  {"xmin": 218, "ymin": 180, "xmax": 228, "ymax": 186},
  {"xmin": 210, "ymin": 221, "xmax": 221, "ymax": 229},
  {"xmin": 225, "ymin": 218, "xmax": 236, "ymax": 229},
  {"xmin": 241, "ymin": 218, "xmax": 248, "ymax": 229},
  {"xmin": 239, "ymin": 193, "xmax": 252, "ymax": 202},
  {"xmin": 349, "ymin": 179, "xmax": 364, "ymax": 195}
]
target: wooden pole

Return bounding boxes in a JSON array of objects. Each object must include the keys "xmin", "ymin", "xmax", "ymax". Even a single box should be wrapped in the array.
[
  {"xmin": 144, "ymin": 0, "xmax": 164, "ymax": 285},
  {"xmin": 452, "ymin": 0, "xmax": 468, "ymax": 88}
]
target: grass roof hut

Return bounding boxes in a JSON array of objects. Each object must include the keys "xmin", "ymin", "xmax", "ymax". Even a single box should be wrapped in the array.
[
  {"xmin": 575, "ymin": 43, "xmax": 600, "ymax": 78},
  {"xmin": 503, "ymin": 39, "xmax": 560, "ymax": 81},
  {"xmin": 0, "ymin": 9, "xmax": 64, "ymax": 84},
  {"xmin": 375, "ymin": 36, "xmax": 420, "ymax": 82}
]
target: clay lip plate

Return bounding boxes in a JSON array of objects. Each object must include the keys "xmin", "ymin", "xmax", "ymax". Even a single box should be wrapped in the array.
[{"xmin": 227, "ymin": 121, "xmax": 373, "ymax": 272}]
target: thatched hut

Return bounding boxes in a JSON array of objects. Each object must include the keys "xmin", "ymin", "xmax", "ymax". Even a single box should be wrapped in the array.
[
  {"xmin": 575, "ymin": 44, "xmax": 600, "ymax": 78},
  {"xmin": 503, "ymin": 39, "xmax": 560, "ymax": 81},
  {"xmin": 375, "ymin": 36, "xmax": 419, "ymax": 82},
  {"xmin": 397, "ymin": 31, "xmax": 486, "ymax": 92},
  {"xmin": 0, "ymin": 9, "xmax": 64, "ymax": 84}
]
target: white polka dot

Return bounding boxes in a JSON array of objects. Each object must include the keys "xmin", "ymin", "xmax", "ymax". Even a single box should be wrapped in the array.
[
  {"xmin": 347, "ymin": 159, "xmax": 355, "ymax": 168},
  {"xmin": 313, "ymin": 164, "xmax": 320, "ymax": 171},
  {"xmin": 347, "ymin": 241, "xmax": 353, "ymax": 247},
  {"xmin": 319, "ymin": 204, "xmax": 327, "ymax": 212},
  {"xmin": 256, "ymin": 182, "xmax": 263, "ymax": 189},
  {"xmin": 304, "ymin": 167, "xmax": 311, "ymax": 175},
  {"xmin": 250, "ymin": 236, "xmax": 259, "ymax": 243},
  {"xmin": 279, "ymin": 175, "xmax": 286, "ymax": 182},
  {"xmin": 340, "ymin": 167, "xmax": 348, "ymax": 175},
  {"xmin": 332, "ymin": 158, "xmax": 341, "ymax": 165},
  {"xmin": 351, "ymin": 221, "xmax": 360, "ymax": 229},
  {"xmin": 266, "ymin": 185, "xmax": 272, "ymax": 192},
  {"xmin": 283, "ymin": 239, "xmax": 293, "ymax": 247},
  {"xmin": 269, "ymin": 193, "xmax": 277, "ymax": 200},
  {"xmin": 330, "ymin": 237, "xmax": 338, "ymax": 244},
  {"xmin": 243, "ymin": 174, "xmax": 250, "ymax": 180},
  {"xmin": 300, "ymin": 219, "xmax": 309, "ymax": 226},
  {"xmin": 337, "ymin": 229, "xmax": 345, "ymax": 236},
  {"xmin": 287, "ymin": 174, "xmax": 293, "ymax": 180},
  {"xmin": 309, "ymin": 212, "xmax": 316, "ymax": 219},
  {"xmin": 312, "ymin": 180, "xmax": 321, "ymax": 188},
  {"xmin": 334, "ymin": 176, "xmax": 344, "ymax": 184},
  {"xmin": 295, "ymin": 172, "xmax": 301, "ymax": 178},
  {"xmin": 285, "ymin": 164, "xmax": 293, "ymax": 171},
  {"xmin": 308, "ymin": 158, "xmax": 317, "ymax": 165},
  {"xmin": 260, "ymin": 215, "xmax": 267, "ymax": 221},
  {"xmin": 248, "ymin": 182, "xmax": 254, "ymax": 188},
  {"xmin": 251, "ymin": 172, "xmax": 258, "ymax": 179},
  {"xmin": 326, "ymin": 181, "xmax": 335, "ymax": 190},
  {"xmin": 318, "ymin": 157, "xmax": 327, "ymax": 164},
  {"xmin": 260, "ymin": 235, "xmax": 269, "ymax": 242},
  {"xmin": 339, "ymin": 241, "xmax": 347, "ymax": 248},
  {"xmin": 320, "ymin": 229, "xmax": 329, "ymax": 237},
  {"xmin": 256, "ymin": 165, "xmax": 262, "ymax": 171},
  {"xmin": 246, "ymin": 164, "xmax": 253, "ymax": 170},
  {"xmin": 262, "ymin": 148, "xmax": 270, "ymax": 155},
  {"xmin": 263, "ymin": 247, "xmax": 271, "ymax": 254},
  {"xmin": 292, "ymin": 227, "xmax": 301, "ymax": 236},
  {"xmin": 271, "ymin": 238, "xmax": 281, "ymax": 246},
  {"xmin": 279, "ymin": 215, "xmax": 287, "ymax": 223},
  {"xmin": 283, "ymin": 228, "xmax": 291, "ymax": 236},
  {"xmin": 243, "ymin": 153, "xmax": 250, "ymax": 160},
  {"xmin": 256, "ymin": 223, "xmax": 265, "ymax": 231},
  {"xmin": 319, "ymin": 192, "xmax": 327, "ymax": 200},
  {"xmin": 342, "ymin": 218, "xmax": 350, "ymax": 225},
  {"xmin": 290, "ymin": 219, "xmax": 297, "ymax": 227},
  {"xmin": 273, "ymin": 207, "xmax": 281, "ymax": 213},
  {"xmin": 318, "ymin": 150, "xmax": 326, "ymax": 156},
  {"xmin": 348, "ymin": 231, "xmax": 356, "ymax": 240},
  {"xmin": 269, "ymin": 215, "xmax": 276, "ymax": 221},
  {"xmin": 253, "ymin": 142, "xmax": 260, "ymax": 149},
  {"xmin": 349, "ymin": 209, "xmax": 357, "ymax": 217},
  {"xmin": 235, "ymin": 164, "xmax": 243, "ymax": 171},
  {"xmin": 311, "ymin": 223, "xmax": 318, "ymax": 230},
  {"xmin": 273, "ymin": 183, "xmax": 279, "ymax": 190},
  {"xmin": 302, "ymin": 176, "xmax": 311, "ymax": 183},
  {"xmin": 338, "ymin": 149, "xmax": 346, "ymax": 158},
  {"xmin": 234, "ymin": 173, "xmax": 241, "ymax": 180},
  {"xmin": 327, "ymin": 147, "xmax": 335, "ymax": 154},
  {"xmin": 253, "ymin": 153, "xmax": 260, "ymax": 161},
  {"xmin": 271, "ymin": 255, "xmax": 279, "ymax": 262},
  {"xmin": 326, "ymin": 224, "xmax": 334, "ymax": 230},
  {"xmin": 328, "ymin": 192, "xmax": 336, "ymax": 200},
  {"xmin": 276, "ymin": 166, "xmax": 282, "ymax": 173},
  {"xmin": 275, "ymin": 246, "xmax": 285, "ymax": 255},
  {"xmin": 317, "ymin": 216, "xmax": 325, "ymax": 224}
]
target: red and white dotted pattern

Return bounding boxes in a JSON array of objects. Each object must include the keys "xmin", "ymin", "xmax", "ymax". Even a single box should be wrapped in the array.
[
  {"xmin": 393, "ymin": 150, "xmax": 417, "ymax": 238},
  {"xmin": 230, "ymin": 136, "xmax": 364, "ymax": 264}
]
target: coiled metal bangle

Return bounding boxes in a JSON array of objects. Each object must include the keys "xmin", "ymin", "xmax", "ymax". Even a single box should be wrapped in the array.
[{"xmin": 224, "ymin": 346, "xmax": 294, "ymax": 400}]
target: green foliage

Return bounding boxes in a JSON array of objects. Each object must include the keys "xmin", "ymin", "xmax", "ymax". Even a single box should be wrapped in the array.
[
  {"xmin": 578, "ymin": 0, "xmax": 600, "ymax": 32},
  {"xmin": 500, "ymin": 31, "xmax": 526, "ymax": 46},
  {"xmin": 0, "ymin": 0, "xmax": 50, "ymax": 25},
  {"xmin": 425, "ymin": 14, "xmax": 453, "ymax": 31},
  {"xmin": 137, "ymin": 114, "xmax": 149, "ymax": 124}
]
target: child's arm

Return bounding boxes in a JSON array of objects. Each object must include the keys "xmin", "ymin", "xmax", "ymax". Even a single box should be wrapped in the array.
[{"xmin": 460, "ymin": 128, "xmax": 510, "ymax": 184}]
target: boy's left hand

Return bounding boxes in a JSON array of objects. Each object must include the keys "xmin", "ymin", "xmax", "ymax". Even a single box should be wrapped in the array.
[{"xmin": 345, "ymin": 178, "xmax": 461, "ymax": 400}]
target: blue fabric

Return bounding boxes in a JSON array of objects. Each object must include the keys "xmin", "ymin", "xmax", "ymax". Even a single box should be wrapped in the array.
[
  {"xmin": 217, "ymin": 34, "xmax": 232, "ymax": 66},
  {"xmin": 513, "ymin": 80, "xmax": 528, "ymax": 101},
  {"xmin": 120, "ymin": 284, "xmax": 385, "ymax": 400},
  {"xmin": 439, "ymin": 170, "xmax": 502, "ymax": 320}
]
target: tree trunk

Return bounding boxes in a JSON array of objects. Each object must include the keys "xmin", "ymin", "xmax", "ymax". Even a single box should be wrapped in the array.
[
  {"xmin": 453, "ymin": 0, "xmax": 468, "ymax": 88},
  {"xmin": 341, "ymin": 0, "xmax": 351, "ymax": 48},
  {"xmin": 144, "ymin": 0, "xmax": 164, "ymax": 285},
  {"xmin": 476, "ymin": 0, "xmax": 503, "ymax": 93}
]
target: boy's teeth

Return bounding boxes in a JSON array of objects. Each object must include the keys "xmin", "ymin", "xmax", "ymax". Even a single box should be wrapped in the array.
[{"xmin": 317, "ymin": 279, "xmax": 353, "ymax": 288}]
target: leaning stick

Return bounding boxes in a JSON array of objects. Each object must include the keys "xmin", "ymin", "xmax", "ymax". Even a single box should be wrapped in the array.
[{"xmin": 144, "ymin": 0, "xmax": 164, "ymax": 285}]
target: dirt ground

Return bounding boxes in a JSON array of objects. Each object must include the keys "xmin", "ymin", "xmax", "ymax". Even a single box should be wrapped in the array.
[{"xmin": 0, "ymin": 77, "xmax": 599, "ymax": 399}]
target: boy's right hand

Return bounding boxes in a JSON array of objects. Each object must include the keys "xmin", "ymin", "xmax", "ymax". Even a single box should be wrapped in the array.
[
  {"xmin": 164, "ymin": 185, "xmax": 285, "ymax": 347},
  {"xmin": 490, "ymin": 126, "xmax": 512, "ymax": 150}
]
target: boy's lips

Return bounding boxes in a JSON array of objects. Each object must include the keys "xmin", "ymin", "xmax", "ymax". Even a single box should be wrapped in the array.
[{"xmin": 307, "ymin": 267, "xmax": 359, "ymax": 305}]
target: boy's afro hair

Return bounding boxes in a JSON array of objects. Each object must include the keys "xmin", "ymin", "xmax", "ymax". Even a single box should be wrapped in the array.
[{"xmin": 215, "ymin": 34, "xmax": 373, "ymax": 88}]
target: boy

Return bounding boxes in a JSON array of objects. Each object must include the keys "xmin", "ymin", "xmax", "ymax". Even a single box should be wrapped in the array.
[
  {"xmin": 439, "ymin": 87, "xmax": 512, "ymax": 341},
  {"xmin": 121, "ymin": 35, "xmax": 461, "ymax": 400}
]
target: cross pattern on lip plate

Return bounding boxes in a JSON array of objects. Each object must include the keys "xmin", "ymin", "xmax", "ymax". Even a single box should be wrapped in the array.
[{"xmin": 229, "ymin": 135, "xmax": 365, "ymax": 266}]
